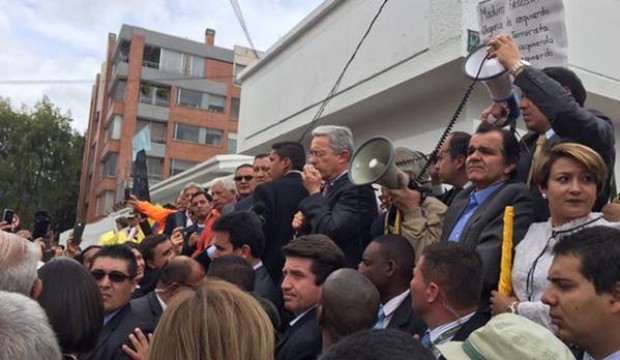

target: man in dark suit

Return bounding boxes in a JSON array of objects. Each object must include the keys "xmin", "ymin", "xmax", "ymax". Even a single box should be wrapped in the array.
[
  {"xmin": 483, "ymin": 34, "xmax": 615, "ymax": 221},
  {"xmin": 433, "ymin": 131, "xmax": 471, "ymax": 207},
  {"xmin": 440, "ymin": 124, "xmax": 534, "ymax": 298},
  {"xmin": 82, "ymin": 245, "xmax": 152, "ymax": 360},
  {"xmin": 294, "ymin": 125, "xmax": 378, "ymax": 268},
  {"xmin": 319, "ymin": 268, "xmax": 380, "ymax": 353},
  {"xmin": 276, "ymin": 235, "xmax": 345, "ymax": 360},
  {"xmin": 130, "ymin": 255, "xmax": 205, "ymax": 329},
  {"xmin": 410, "ymin": 243, "xmax": 490, "ymax": 358},
  {"xmin": 359, "ymin": 234, "xmax": 426, "ymax": 337},
  {"xmin": 253, "ymin": 141, "xmax": 309, "ymax": 284},
  {"xmin": 163, "ymin": 183, "xmax": 203, "ymax": 236},
  {"xmin": 211, "ymin": 211, "xmax": 282, "ymax": 310}
]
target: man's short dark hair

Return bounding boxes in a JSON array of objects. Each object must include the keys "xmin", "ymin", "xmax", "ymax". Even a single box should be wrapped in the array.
[
  {"xmin": 420, "ymin": 242, "xmax": 483, "ymax": 310},
  {"xmin": 271, "ymin": 141, "xmax": 306, "ymax": 171},
  {"xmin": 282, "ymin": 234, "xmax": 345, "ymax": 285},
  {"xmin": 371, "ymin": 234, "xmax": 415, "ymax": 285},
  {"xmin": 91, "ymin": 245, "xmax": 138, "ymax": 279},
  {"xmin": 543, "ymin": 67, "xmax": 587, "ymax": 107},
  {"xmin": 235, "ymin": 163, "xmax": 254, "ymax": 173},
  {"xmin": 553, "ymin": 226, "xmax": 620, "ymax": 294},
  {"xmin": 140, "ymin": 234, "xmax": 170, "ymax": 263},
  {"xmin": 474, "ymin": 123, "xmax": 520, "ymax": 177},
  {"xmin": 321, "ymin": 329, "xmax": 434, "ymax": 360},
  {"xmin": 211, "ymin": 211, "xmax": 265, "ymax": 258},
  {"xmin": 254, "ymin": 153, "xmax": 269, "ymax": 160},
  {"xmin": 76, "ymin": 245, "xmax": 101, "ymax": 265},
  {"xmin": 191, "ymin": 190, "xmax": 213, "ymax": 203},
  {"xmin": 207, "ymin": 255, "xmax": 255, "ymax": 292},
  {"xmin": 448, "ymin": 131, "xmax": 471, "ymax": 160},
  {"xmin": 157, "ymin": 257, "xmax": 200, "ymax": 289}
]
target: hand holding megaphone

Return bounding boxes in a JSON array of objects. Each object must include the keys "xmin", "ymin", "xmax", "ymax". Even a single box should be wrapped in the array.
[
  {"xmin": 383, "ymin": 173, "xmax": 422, "ymax": 212},
  {"xmin": 481, "ymin": 102, "xmax": 510, "ymax": 127},
  {"xmin": 486, "ymin": 34, "xmax": 522, "ymax": 72}
]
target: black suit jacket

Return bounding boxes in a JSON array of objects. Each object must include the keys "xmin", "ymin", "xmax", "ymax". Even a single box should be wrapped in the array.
[
  {"xmin": 275, "ymin": 307, "xmax": 322, "ymax": 360},
  {"xmin": 163, "ymin": 210, "xmax": 187, "ymax": 236},
  {"xmin": 298, "ymin": 174, "xmax": 378, "ymax": 267},
  {"xmin": 451, "ymin": 307, "xmax": 490, "ymax": 341},
  {"xmin": 441, "ymin": 181, "xmax": 534, "ymax": 298},
  {"xmin": 254, "ymin": 265, "xmax": 283, "ymax": 311},
  {"xmin": 253, "ymin": 172, "xmax": 309, "ymax": 284},
  {"xmin": 386, "ymin": 294, "xmax": 427, "ymax": 337},
  {"xmin": 81, "ymin": 304, "xmax": 152, "ymax": 360},
  {"xmin": 235, "ymin": 194, "xmax": 255, "ymax": 211},
  {"xmin": 129, "ymin": 291, "xmax": 163, "ymax": 330}
]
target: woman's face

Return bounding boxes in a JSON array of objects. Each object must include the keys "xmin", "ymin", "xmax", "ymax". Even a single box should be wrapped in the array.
[{"xmin": 542, "ymin": 157, "xmax": 598, "ymax": 226}]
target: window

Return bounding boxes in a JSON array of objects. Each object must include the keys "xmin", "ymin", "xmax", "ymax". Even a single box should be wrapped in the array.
[
  {"xmin": 116, "ymin": 40, "xmax": 130, "ymax": 63},
  {"xmin": 101, "ymin": 153, "xmax": 118, "ymax": 178},
  {"xmin": 136, "ymin": 119, "xmax": 167, "ymax": 144},
  {"xmin": 205, "ymin": 128, "xmax": 223, "ymax": 146},
  {"xmin": 170, "ymin": 158, "xmax": 199, "ymax": 176},
  {"xmin": 143, "ymin": 45, "xmax": 161, "ymax": 69},
  {"xmin": 105, "ymin": 115, "xmax": 122, "ymax": 143},
  {"xmin": 234, "ymin": 64, "xmax": 246, "ymax": 85},
  {"xmin": 227, "ymin": 132, "xmax": 237, "ymax": 154},
  {"xmin": 96, "ymin": 191, "xmax": 115, "ymax": 216},
  {"xmin": 140, "ymin": 83, "xmax": 170, "ymax": 107},
  {"xmin": 208, "ymin": 94, "xmax": 226, "ymax": 113},
  {"xmin": 146, "ymin": 157, "xmax": 164, "ymax": 182},
  {"xmin": 189, "ymin": 55, "xmax": 205, "ymax": 78},
  {"xmin": 174, "ymin": 123, "xmax": 200, "ymax": 143},
  {"xmin": 177, "ymin": 88, "xmax": 203, "ymax": 108},
  {"xmin": 230, "ymin": 98, "xmax": 240, "ymax": 119},
  {"xmin": 160, "ymin": 48, "xmax": 184, "ymax": 74}
]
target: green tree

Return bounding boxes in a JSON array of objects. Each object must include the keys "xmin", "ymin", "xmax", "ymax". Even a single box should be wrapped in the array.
[{"xmin": 0, "ymin": 97, "xmax": 85, "ymax": 233}]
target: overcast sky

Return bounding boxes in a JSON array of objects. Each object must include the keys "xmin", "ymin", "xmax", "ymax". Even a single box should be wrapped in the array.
[{"xmin": 0, "ymin": 0, "xmax": 323, "ymax": 133}]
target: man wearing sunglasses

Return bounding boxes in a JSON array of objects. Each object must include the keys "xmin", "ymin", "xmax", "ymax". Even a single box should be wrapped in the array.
[
  {"xmin": 233, "ymin": 163, "xmax": 258, "ymax": 212},
  {"xmin": 82, "ymin": 245, "xmax": 151, "ymax": 360}
]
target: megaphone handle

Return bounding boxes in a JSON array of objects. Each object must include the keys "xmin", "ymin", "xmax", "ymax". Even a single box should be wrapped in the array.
[{"xmin": 505, "ymin": 91, "xmax": 521, "ymax": 122}]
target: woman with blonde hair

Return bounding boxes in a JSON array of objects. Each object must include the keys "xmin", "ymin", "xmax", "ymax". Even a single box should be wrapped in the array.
[
  {"xmin": 490, "ymin": 142, "xmax": 619, "ymax": 329},
  {"xmin": 149, "ymin": 278, "xmax": 275, "ymax": 360}
]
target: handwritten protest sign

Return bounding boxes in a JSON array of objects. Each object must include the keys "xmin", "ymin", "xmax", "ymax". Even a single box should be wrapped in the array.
[{"xmin": 477, "ymin": 0, "xmax": 567, "ymax": 68}]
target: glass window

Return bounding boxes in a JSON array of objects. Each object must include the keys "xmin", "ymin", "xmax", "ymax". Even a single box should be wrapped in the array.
[
  {"xmin": 116, "ymin": 40, "xmax": 130, "ymax": 63},
  {"xmin": 227, "ymin": 132, "xmax": 237, "ymax": 154},
  {"xmin": 101, "ymin": 153, "xmax": 118, "ymax": 178},
  {"xmin": 146, "ymin": 157, "xmax": 164, "ymax": 182},
  {"xmin": 140, "ymin": 83, "xmax": 170, "ymax": 107},
  {"xmin": 174, "ymin": 123, "xmax": 200, "ymax": 143},
  {"xmin": 208, "ymin": 94, "xmax": 226, "ymax": 113},
  {"xmin": 105, "ymin": 115, "xmax": 122, "ymax": 142},
  {"xmin": 177, "ymin": 88, "xmax": 203, "ymax": 108},
  {"xmin": 143, "ymin": 45, "xmax": 161, "ymax": 69},
  {"xmin": 189, "ymin": 55, "xmax": 205, "ymax": 78},
  {"xmin": 160, "ymin": 48, "xmax": 184, "ymax": 74},
  {"xmin": 230, "ymin": 98, "xmax": 240, "ymax": 119},
  {"xmin": 205, "ymin": 128, "xmax": 223, "ymax": 146},
  {"xmin": 136, "ymin": 119, "xmax": 166, "ymax": 144},
  {"xmin": 170, "ymin": 158, "xmax": 199, "ymax": 177},
  {"xmin": 112, "ymin": 80, "xmax": 126, "ymax": 102},
  {"xmin": 97, "ymin": 191, "xmax": 115, "ymax": 216}
]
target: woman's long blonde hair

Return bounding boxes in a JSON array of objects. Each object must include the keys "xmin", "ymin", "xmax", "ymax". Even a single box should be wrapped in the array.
[{"xmin": 149, "ymin": 278, "xmax": 275, "ymax": 360}]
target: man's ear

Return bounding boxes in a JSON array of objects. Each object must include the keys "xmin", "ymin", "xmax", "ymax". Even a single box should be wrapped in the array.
[
  {"xmin": 427, "ymin": 282, "xmax": 440, "ymax": 303},
  {"xmin": 386, "ymin": 259, "xmax": 397, "ymax": 278},
  {"xmin": 31, "ymin": 278, "xmax": 43, "ymax": 300},
  {"xmin": 340, "ymin": 150, "xmax": 351, "ymax": 163},
  {"xmin": 239, "ymin": 244, "xmax": 252, "ymax": 260},
  {"xmin": 455, "ymin": 155, "xmax": 467, "ymax": 171},
  {"xmin": 609, "ymin": 282, "xmax": 620, "ymax": 312},
  {"xmin": 503, "ymin": 162, "xmax": 517, "ymax": 176}
]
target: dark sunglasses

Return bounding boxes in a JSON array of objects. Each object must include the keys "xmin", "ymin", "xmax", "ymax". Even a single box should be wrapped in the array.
[
  {"xmin": 91, "ymin": 269, "xmax": 132, "ymax": 283},
  {"xmin": 234, "ymin": 175, "xmax": 254, "ymax": 182}
]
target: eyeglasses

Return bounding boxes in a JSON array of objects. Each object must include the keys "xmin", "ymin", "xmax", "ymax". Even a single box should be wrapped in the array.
[
  {"xmin": 91, "ymin": 270, "xmax": 133, "ymax": 283},
  {"xmin": 234, "ymin": 175, "xmax": 254, "ymax": 182}
]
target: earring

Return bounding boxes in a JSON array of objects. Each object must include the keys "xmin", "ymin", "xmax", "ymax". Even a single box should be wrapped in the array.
[{"xmin": 541, "ymin": 193, "xmax": 547, "ymax": 199}]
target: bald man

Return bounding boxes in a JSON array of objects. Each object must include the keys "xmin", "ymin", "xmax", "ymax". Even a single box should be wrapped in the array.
[{"xmin": 318, "ymin": 268, "xmax": 380, "ymax": 352}]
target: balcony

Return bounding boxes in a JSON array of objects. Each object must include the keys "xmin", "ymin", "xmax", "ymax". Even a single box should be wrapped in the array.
[{"xmin": 137, "ymin": 103, "xmax": 170, "ymax": 122}]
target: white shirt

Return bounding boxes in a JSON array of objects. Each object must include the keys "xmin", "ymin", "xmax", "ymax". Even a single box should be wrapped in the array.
[
  {"xmin": 512, "ymin": 213, "xmax": 618, "ymax": 330},
  {"xmin": 252, "ymin": 260, "xmax": 264, "ymax": 271},
  {"xmin": 289, "ymin": 305, "xmax": 317, "ymax": 327},
  {"xmin": 377, "ymin": 290, "xmax": 410, "ymax": 329},
  {"xmin": 155, "ymin": 291, "xmax": 167, "ymax": 312},
  {"xmin": 429, "ymin": 311, "xmax": 476, "ymax": 345}
]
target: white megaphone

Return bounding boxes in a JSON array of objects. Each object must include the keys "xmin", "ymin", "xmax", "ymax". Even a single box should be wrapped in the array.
[
  {"xmin": 348, "ymin": 137, "xmax": 408, "ymax": 189},
  {"xmin": 464, "ymin": 44, "xmax": 520, "ymax": 124}
]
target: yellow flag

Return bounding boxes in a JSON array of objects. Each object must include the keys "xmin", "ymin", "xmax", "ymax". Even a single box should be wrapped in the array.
[{"xmin": 498, "ymin": 206, "xmax": 514, "ymax": 296}]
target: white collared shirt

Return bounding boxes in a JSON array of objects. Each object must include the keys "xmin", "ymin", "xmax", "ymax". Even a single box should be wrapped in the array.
[
  {"xmin": 252, "ymin": 260, "xmax": 264, "ymax": 271},
  {"xmin": 584, "ymin": 350, "xmax": 620, "ymax": 360},
  {"xmin": 429, "ymin": 311, "xmax": 476, "ymax": 345},
  {"xmin": 544, "ymin": 128, "xmax": 556, "ymax": 140},
  {"xmin": 377, "ymin": 290, "xmax": 410, "ymax": 329},
  {"xmin": 155, "ymin": 291, "xmax": 167, "ymax": 312},
  {"xmin": 289, "ymin": 305, "xmax": 317, "ymax": 327}
]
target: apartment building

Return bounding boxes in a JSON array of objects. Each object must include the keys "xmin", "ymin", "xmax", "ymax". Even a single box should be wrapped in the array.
[{"xmin": 78, "ymin": 25, "xmax": 256, "ymax": 222}]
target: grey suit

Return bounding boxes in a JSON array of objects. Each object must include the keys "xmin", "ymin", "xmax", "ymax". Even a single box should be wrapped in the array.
[
  {"xmin": 441, "ymin": 181, "xmax": 535, "ymax": 297},
  {"xmin": 130, "ymin": 291, "xmax": 164, "ymax": 330}
]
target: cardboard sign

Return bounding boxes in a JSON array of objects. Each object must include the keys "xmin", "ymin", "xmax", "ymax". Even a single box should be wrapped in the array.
[{"xmin": 477, "ymin": 0, "xmax": 567, "ymax": 67}]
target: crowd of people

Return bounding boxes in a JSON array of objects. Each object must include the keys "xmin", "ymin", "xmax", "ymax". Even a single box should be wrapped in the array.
[{"xmin": 1, "ymin": 34, "xmax": 620, "ymax": 360}]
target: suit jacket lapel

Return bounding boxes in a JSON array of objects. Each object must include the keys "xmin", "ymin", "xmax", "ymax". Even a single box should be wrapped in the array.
[
  {"xmin": 458, "ymin": 182, "xmax": 508, "ymax": 244},
  {"xmin": 443, "ymin": 188, "xmax": 472, "ymax": 241},
  {"xmin": 147, "ymin": 291, "xmax": 163, "ymax": 318},
  {"xmin": 87, "ymin": 304, "xmax": 130, "ymax": 357},
  {"xmin": 275, "ymin": 307, "xmax": 316, "ymax": 351}
]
